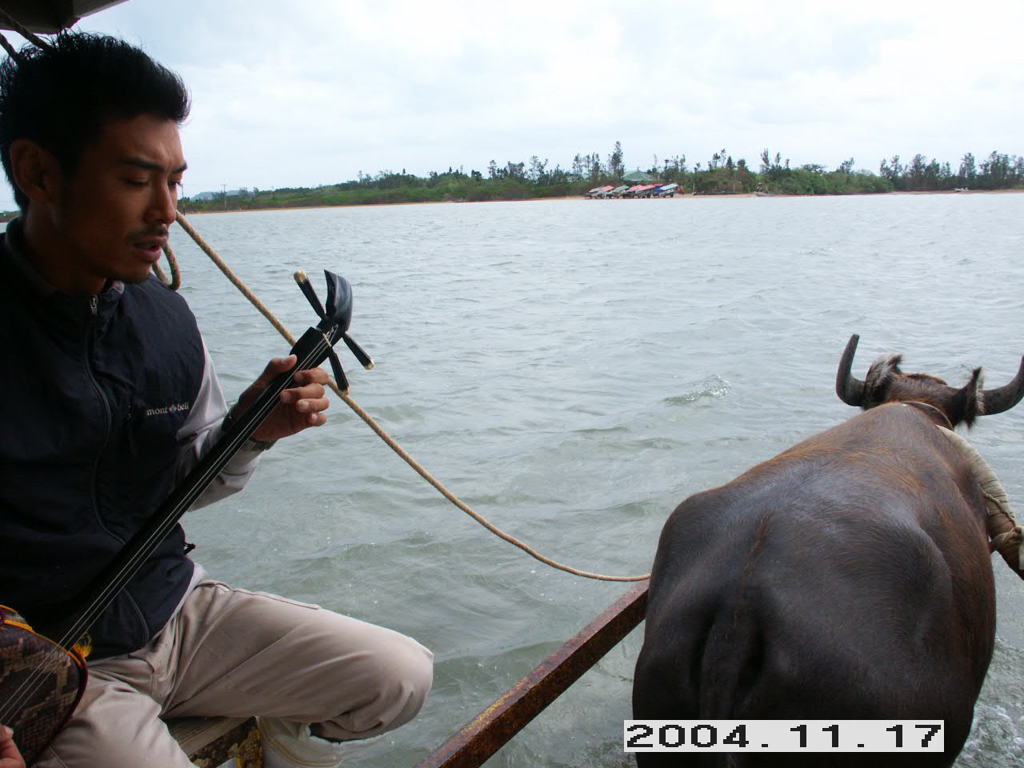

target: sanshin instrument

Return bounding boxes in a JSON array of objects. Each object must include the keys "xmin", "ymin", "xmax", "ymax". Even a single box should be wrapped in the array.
[{"xmin": 0, "ymin": 270, "xmax": 370, "ymax": 763}]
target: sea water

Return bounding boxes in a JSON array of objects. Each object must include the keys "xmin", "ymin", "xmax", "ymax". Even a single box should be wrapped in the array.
[{"xmin": 163, "ymin": 192, "xmax": 1022, "ymax": 766}]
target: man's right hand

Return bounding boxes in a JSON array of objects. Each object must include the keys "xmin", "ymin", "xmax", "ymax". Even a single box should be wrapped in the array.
[{"xmin": 0, "ymin": 726, "xmax": 25, "ymax": 768}]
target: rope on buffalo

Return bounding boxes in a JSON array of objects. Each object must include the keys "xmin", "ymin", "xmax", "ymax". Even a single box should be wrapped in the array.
[
  {"xmin": 168, "ymin": 211, "xmax": 650, "ymax": 583},
  {"xmin": 938, "ymin": 425, "xmax": 1024, "ymax": 577}
]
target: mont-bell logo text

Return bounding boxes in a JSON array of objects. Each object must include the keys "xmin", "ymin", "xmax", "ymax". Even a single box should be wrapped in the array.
[{"xmin": 144, "ymin": 402, "xmax": 191, "ymax": 417}]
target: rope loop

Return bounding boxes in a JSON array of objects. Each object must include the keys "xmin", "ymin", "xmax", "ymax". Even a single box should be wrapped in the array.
[{"xmin": 154, "ymin": 242, "xmax": 181, "ymax": 290}]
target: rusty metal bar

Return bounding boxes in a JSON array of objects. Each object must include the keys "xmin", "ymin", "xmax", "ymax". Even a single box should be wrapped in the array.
[{"xmin": 415, "ymin": 580, "xmax": 649, "ymax": 768}]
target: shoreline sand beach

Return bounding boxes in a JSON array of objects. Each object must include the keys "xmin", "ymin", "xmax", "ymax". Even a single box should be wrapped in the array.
[{"xmin": 174, "ymin": 187, "xmax": 1024, "ymax": 217}]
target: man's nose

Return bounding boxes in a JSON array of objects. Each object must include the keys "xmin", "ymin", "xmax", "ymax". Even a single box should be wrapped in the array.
[{"xmin": 146, "ymin": 182, "xmax": 177, "ymax": 224}]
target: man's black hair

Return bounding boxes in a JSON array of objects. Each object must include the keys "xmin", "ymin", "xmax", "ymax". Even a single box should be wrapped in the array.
[{"xmin": 0, "ymin": 32, "xmax": 190, "ymax": 210}]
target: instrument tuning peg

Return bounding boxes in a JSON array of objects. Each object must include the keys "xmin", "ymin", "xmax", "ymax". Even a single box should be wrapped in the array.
[
  {"xmin": 294, "ymin": 271, "xmax": 326, "ymax": 319},
  {"xmin": 343, "ymin": 333, "xmax": 375, "ymax": 370},
  {"xmin": 294, "ymin": 269, "xmax": 370, "ymax": 387},
  {"xmin": 328, "ymin": 349, "xmax": 349, "ymax": 393}
]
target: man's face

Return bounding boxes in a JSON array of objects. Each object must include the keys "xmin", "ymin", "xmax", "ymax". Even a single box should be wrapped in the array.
[{"xmin": 40, "ymin": 113, "xmax": 186, "ymax": 294}]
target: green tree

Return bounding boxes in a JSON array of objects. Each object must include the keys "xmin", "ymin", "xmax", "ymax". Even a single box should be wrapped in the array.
[
  {"xmin": 571, "ymin": 154, "xmax": 585, "ymax": 179},
  {"xmin": 957, "ymin": 153, "xmax": 976, "ymax": 187},
  {"xmin": 608, "ymin": 141, "xmax": 624, "ymax": 180},
  {"xmin": 528, "ymin": 155, "xmax": 549, "ymax": 182},
  {"xmin": 879, "ymin": 155, "xmax": 903, "ymax": 189}
]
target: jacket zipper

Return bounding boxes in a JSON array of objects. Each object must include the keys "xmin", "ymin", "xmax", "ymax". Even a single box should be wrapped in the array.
[
  {"xmin": 86, "ymin": 294, "xmax": 150, "ymax": 646},
  {"xmin": 85, "ymin": 295, "xmax": 122, "ymax": 543}
]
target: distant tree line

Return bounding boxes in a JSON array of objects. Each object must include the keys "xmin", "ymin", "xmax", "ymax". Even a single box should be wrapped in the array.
[
  {"xmin": 177, "ymin": 142, "xmax": 1024, "ymax": 213},
  {"xmin": 879, "ymin": 151, "xmax": 1024, "ymax": 191}
]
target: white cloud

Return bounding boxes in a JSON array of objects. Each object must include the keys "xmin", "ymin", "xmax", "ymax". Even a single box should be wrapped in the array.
[{"xmin": 0, "ymin": 0, "xmax": 1021, "ymax": 209}]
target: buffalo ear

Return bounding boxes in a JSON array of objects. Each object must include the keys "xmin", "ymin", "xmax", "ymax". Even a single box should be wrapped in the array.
[
  {"xmin": 863, "ymin": 354, "xmax": 902, "ymax": 408},
  {"xmin": 950, "ymin": 368, "xmax": 984, "ymax": 428}
]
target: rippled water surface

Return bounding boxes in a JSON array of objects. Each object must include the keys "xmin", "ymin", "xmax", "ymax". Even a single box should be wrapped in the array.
[{"xmin": 166, "ymin": 194, "xmax": 1023, "ymax": 766}]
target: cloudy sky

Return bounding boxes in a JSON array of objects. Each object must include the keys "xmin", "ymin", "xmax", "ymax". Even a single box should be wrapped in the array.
[{"xmin": 2, "ymin": 0, "xmax": 1022, "ymax": 208}]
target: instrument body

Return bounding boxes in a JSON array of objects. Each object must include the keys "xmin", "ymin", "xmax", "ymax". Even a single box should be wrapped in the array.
[{"xmin": 0, "ymin": 605, "xmax": 87, "ymax": 765}]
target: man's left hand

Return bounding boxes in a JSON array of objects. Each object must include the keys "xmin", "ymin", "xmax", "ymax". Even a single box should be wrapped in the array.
[{"xmin": 234, "ymin": 355, "xmax": 330, "ymax": 442}]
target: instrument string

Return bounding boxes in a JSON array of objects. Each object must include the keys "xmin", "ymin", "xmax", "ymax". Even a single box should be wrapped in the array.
[{"xmin": 54, "ymin": 333, "xmax": 332, "ymax": 647}]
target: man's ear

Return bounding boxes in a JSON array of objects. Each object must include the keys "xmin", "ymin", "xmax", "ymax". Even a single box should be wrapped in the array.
[{"xmin": 9, "ymin": 138, "xmax": 62, "ymax": 205}]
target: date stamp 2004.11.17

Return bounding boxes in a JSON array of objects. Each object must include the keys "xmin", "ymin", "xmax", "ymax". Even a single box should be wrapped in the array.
[{"xmin": 624, "ymin": 720, "xmax": 944, "ymax": 754}]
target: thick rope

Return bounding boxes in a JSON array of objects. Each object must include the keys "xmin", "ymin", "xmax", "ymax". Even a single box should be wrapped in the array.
[
  {"xmin": 154, "ymin": 242, "xmax": 181, "ymax": 290},
  {"xmin": 175, "ymin": 212, "xmax": 293, "ymax": 341},
  {"xmin": 937, "ymin": 425, "xmax": 1024, "ymax": 578},
  {"xmin": 174, "ymin": 210, "xmax": 649, "ymax": 582}
]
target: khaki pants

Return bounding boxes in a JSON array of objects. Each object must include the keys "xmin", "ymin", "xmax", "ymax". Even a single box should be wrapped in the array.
[{"xmin": 35, "ymin": 581, "xmax": 433, "ymax": 768}]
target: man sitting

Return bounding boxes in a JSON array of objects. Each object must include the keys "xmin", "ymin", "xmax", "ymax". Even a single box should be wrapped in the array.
[{"xmin": 0, "ymin": 31, "xmax": 432, "ymax": 768}]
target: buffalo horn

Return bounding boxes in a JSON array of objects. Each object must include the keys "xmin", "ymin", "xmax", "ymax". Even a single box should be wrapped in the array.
[
  {"xmin": 981, "ymin": 356, "xmax": 1024, "ymax": 415},
  {"xmin": 835, "ymin": 334, "xmax": 866, "ymax": 406}
]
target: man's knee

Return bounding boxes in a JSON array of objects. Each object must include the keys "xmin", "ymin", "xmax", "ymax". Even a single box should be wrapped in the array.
[
  {"xmin": 378, "ymin": 630, "xmax": 434, "ymax": 729},
  {"xmin": 316, "ymin": 627, "xmax": 434, "ymax": 740}
]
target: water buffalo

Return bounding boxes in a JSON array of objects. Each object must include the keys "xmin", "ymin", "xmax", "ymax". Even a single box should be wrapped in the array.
[{"xmin": 632, "ymin": 335, "xmax": 1024, "ymax": 767}]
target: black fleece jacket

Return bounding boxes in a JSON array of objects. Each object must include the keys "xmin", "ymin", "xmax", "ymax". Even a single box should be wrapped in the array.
[{"xmin": 0, "ymin": 220, "xmax": 204, "ymax": 658}]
